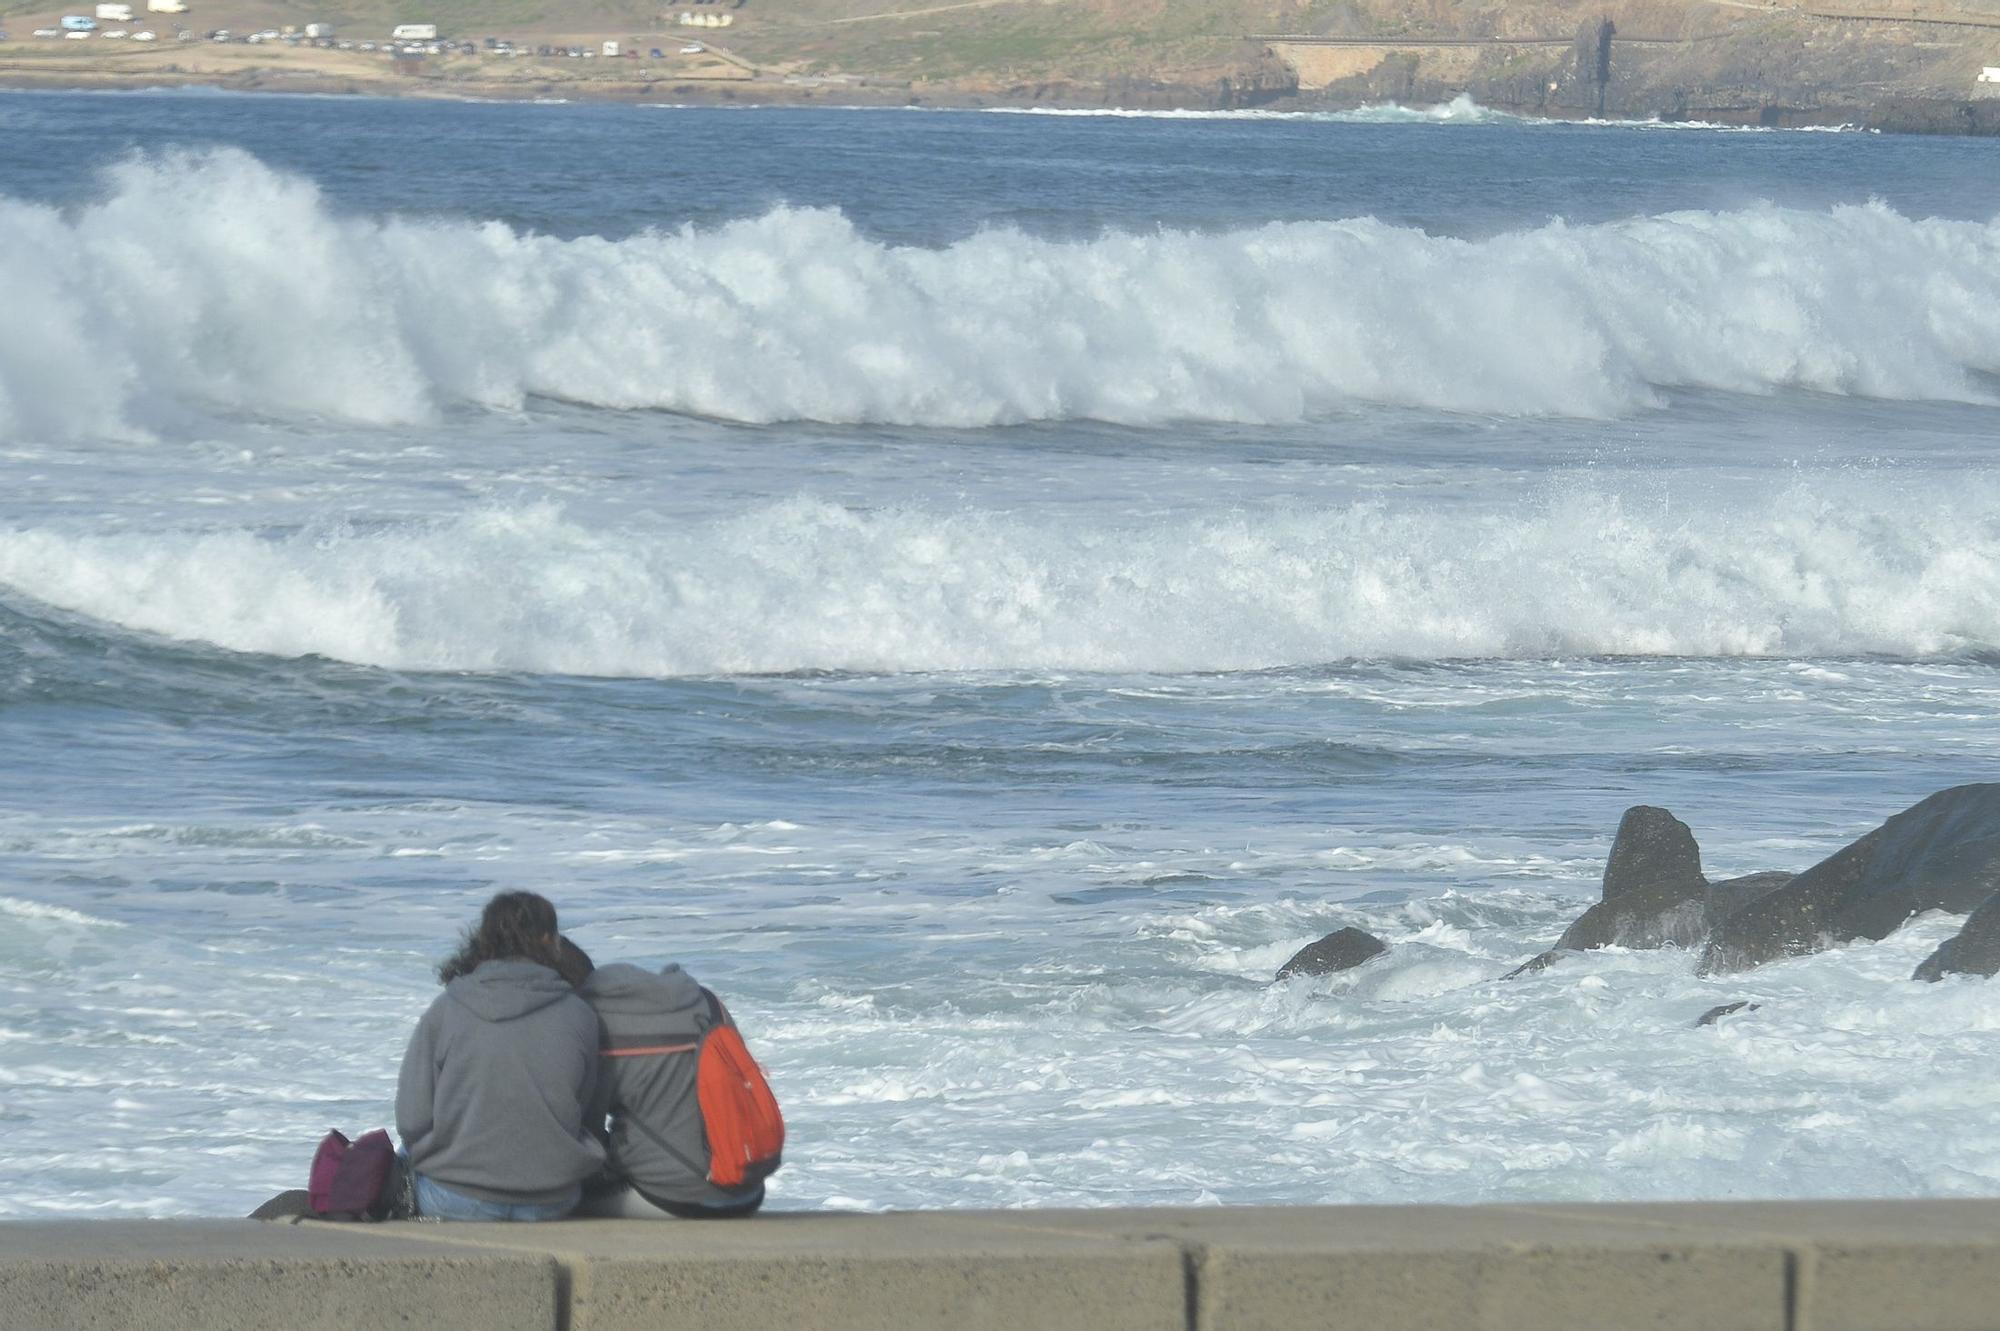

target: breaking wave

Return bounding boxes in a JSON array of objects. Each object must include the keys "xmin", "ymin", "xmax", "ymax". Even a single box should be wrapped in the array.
[
  {"xmin": 0, "ymin": 148, "xmax": 1997, "ymax": 438},
  {"xmin": 986, "ymin": 97, "xmax": 1857, "ymax": 131},
  {"xmin": 982, "ymin": 95, "xmax": 1511, "ymax": 124},
  {"xmin": 3, "ymin": 484, "xmax": 1998, "ymax": 675}
]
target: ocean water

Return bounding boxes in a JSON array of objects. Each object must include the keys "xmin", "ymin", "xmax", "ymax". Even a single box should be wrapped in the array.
[{"xmin": 3, "ymin": 91, "xmax": 2000, "ymax": 1217}]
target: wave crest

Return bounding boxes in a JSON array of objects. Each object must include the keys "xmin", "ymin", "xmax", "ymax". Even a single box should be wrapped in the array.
[
  {"xmin": 3, "ymin": 486, "xmax": 1997, "ymax": 675},
  {"xmin": 1, "ymin": 148, "xmax": 1997, "ymax": 437}
]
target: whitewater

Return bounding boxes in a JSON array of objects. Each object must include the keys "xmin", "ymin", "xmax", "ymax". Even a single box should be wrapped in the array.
[
  {"xmin": 3, "ymin": 91, "xmax": 2000, "ymax": 1218},
  {"xmin": 5, "ymin": 147, "xmax": 2000, "ymax": 439}
]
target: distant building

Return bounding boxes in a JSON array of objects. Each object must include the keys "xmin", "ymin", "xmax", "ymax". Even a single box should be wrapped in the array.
[{"xmin": 1979, "ymin": 67, "xmax": 2000, "ymax": 84}]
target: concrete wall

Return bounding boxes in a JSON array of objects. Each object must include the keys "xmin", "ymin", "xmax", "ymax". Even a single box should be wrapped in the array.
[{"xmin": 8, "ymin": 1199, "xmax": 2000, "ymax": 1330}]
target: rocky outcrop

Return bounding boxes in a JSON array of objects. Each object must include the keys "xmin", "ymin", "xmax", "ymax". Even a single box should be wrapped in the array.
[
  {"xmin": 1503, "ymin": 949, "xmax": 1565, "ymax": 980},
  {"xmin": 1914, "ymin": 891, "xmax": 2000, "ymax": 982},
  {"xmin": 1695, "ymin": 1001, "xmax": 1758, "ymax": 1028},
  {"xmin": 1866, "ymin": 98, "xmax": 2000, "ymax": 138},
  {"xmin": 1514, "ymin": 809, "xmax": 1795, "ymax": 977},
  {"xmin": 1701, "ymin": 785, "xmax": 2000, "ymax": 975},
  {"xmin": 1604, "ymin": 806, "xmax": 1706, "ymax": 902},
  {"xmin": 248, "ymin": 1189, "xmax": 315, "ymax": 1220},
  {"xmin": 1706, "ymin": 872, "xmax": 1793, "ymax": 924},
  {"xmin": 1557, "ymin": 887, "xmax": 1709, "ymax": 951},
  {"xmin": 1553, "ymin": 806, "xmax": 1708, "ymax": 951},
  {"xmin": 1276, "ymin": 927, "xmax": 1388, "ymax": 980}
]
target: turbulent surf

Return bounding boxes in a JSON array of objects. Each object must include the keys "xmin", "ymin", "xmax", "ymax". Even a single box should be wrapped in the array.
[{"xmin": 3, "ymin": 94, "xmax": 2000, "ymax": 1218}]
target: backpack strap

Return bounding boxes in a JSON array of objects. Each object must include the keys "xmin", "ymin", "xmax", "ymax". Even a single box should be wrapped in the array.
[{"xmin": 601, "ymin": 1039, "xmax": 698, "ymax": 1057}]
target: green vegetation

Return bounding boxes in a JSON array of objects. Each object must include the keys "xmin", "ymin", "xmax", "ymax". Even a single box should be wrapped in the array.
[{"xmin": 2, "ymin": 0, "xmax": 1991, "ymax": 114}]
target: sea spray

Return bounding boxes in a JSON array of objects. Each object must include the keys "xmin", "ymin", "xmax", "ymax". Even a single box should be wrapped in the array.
[
  {"xmin": 1, "ymin": 149, "xmax": 1998, "ymax": 440},
  {"xmin": 3, "ymin": 482, "xmax": 1999, "ymax": 675}
]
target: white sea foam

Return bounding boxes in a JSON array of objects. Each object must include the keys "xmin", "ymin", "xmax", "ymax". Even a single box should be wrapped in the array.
[
  {"xmin": 986, "ymin": 98, "xmax": 1858, "ymax": 132},
  {"xmin": 4, "ymin": 483, "xmax": 1999, "ymax": 674},
  {"xmin": 0, "ymin": 896, "xmax": 121, "ymax": 928},
  {"xmin": 1, "ymin": 149, "xmax": 1997, "ymax": 439},
  {"xmin": 982, "ymin": 95, "xmax": 1508, "ymax": 124}
]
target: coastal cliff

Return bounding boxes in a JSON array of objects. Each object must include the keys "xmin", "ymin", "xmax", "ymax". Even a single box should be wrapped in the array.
[{"xmin": 0, "ymin": 0, "xmax": 1996, "ymax": 127}]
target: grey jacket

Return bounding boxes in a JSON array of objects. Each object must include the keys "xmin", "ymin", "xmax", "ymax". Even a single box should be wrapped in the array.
[
  {"xmin": 581, "ymin": 962, "xmax": 768, "ymax": 1208},
  {"xmin": 396, "ymin": 959, "xmax": 605, "ymax": 1205}
]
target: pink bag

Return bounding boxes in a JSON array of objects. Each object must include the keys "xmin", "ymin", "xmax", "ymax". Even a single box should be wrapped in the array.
[{"xmin": 308, "ymin": 1128, "xmax": 397, "ymax": 1219}]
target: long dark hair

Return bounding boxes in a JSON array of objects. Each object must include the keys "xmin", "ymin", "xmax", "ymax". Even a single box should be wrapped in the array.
[{"xmin": 438, "ymin": 891, "xmax": 564, "ymax": 983}]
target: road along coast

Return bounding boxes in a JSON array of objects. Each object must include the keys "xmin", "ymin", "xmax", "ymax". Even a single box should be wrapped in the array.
[{"xmin": 8, "ymin": 1198, "xmax": 2000, "ymax": 1329}]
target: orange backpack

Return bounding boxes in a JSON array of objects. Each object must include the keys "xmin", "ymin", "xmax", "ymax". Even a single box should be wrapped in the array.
[{"xmin": 693, "ymin": 992, "xmax": 785, "ymax": 1189}]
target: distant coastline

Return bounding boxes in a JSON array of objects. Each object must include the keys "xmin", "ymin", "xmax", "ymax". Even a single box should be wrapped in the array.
[
  {"xmin": 0, "ymin": 62, "xmax": 1991, "ymax": 136},
  {"xmin": 2, "ymin": 0, "xmax": 1998, "ymax": 135}
]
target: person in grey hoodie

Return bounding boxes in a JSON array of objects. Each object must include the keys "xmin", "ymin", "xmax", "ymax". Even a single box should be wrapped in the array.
[
  {"xmin": 396, "ymin": 891, "xmax": 604, "ymax": 1221},
  {"xmin": 575, "ymin": 960, "xmax": 771, "ymax": 1218}
]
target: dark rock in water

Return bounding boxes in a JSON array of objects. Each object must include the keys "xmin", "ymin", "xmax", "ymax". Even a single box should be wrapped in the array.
[
  {"xmin": 1602, "ymin": 806, "xmax": 1704, "ymax": 903},
  {"xmin": 1702, "ymin": 785, "xmax": 2000, "ymax": 974},
  {"xmin": 1557, "ymin": 883, "xmax": 1709, "ymax": 951},
  {"xmin": 1705, "ymin": 872, "xmax": 1793, "ymax": 924},
  {"xmin": 1553, "ymin": 806, "xmax": 1708, "ymax": 951},
  {"xmin": 1503, "ymin": 949, "xmax": 1566, "ymax": 980},
  {"xmin": 249, "ymin": 1189, "xmax": 315, "ymax": 1221},
  {"xmin": 1700, "ymin": 830, "xmax": 1880, "ymax": 975},
  {"xmin": 1914, "ymin": 890, "xmax": 2000, "ymax": 982},
  {"xmin": 1696, "ymin": 1001, "xmax": 1759, "ymax": 1027},
  {"xmin": 1836, "ymin": 786, "xmax": 2000, "ymax": 937},
  {"xmin": 1276, "ymin": 927, "xmax": 1387, "ymax": 980}
]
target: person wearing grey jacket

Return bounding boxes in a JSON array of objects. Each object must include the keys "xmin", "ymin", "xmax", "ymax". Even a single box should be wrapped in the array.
[
  {"xmin": 396, "ymin": 891, "xmax": 605, "ymax": 1221},
  {"xmin": 575, "ymin": 961, "xmax": 770, "ymax": 1218}
]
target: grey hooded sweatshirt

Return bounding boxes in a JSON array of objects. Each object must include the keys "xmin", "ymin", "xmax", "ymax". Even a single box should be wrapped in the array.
[
  {"xmin": 396, "ymin": 958, "xmax": 605, "ymax": 1205},
  {"xmin": 581, "ymin": 962, "xmax": 769, "ymax": 1209}
]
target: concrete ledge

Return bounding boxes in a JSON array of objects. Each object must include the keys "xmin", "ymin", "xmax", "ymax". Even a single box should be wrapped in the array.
[
  {"xmin": 0, "ymin": 1220, "xmax": 560, "ymax": 1331},
  {"xmin": 379, "ymin": 1212, "xmax": 1187, "ymax": 1331},
  {"xmin": 10, "ymin": 1200, "xmax": 2000, "ymax": 1331}
]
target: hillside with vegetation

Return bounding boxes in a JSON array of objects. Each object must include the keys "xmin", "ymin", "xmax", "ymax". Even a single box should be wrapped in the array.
[{"xmin": 0, "ymin": 0, "xmax": 1996, "ymax": 127}]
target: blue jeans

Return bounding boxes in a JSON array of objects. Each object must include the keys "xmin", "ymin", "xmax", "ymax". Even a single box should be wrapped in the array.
[
  {"xmin": 413, "ymin": 1172, "xmax": 580, "ymax": 1222},
  {"xmin": 577, "ymin": 1181, "xmax": 764, "ymax": 1220}
]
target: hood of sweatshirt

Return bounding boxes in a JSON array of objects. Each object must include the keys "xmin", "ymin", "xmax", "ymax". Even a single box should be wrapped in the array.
[
  {"xmin": 580, "ymin": 962, "xmax": 703, "ymax": 1018},
  {"xmin": 445, "ymin": 958, "xmax": 578, "ymax": 1023}
]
